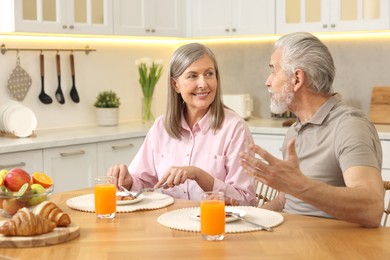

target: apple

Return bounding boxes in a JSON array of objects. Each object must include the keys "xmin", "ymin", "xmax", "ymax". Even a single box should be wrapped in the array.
[
  {"xmin": 2, "ymin": 198, "xmax": 25, "ymax": 215},
  {"xmin": 28, "ymin": 183, "xmax": 47, "ymax": 206},
  {"xmin": 4, "ymin": 168, "xmax": 31, "ymax": 192}
]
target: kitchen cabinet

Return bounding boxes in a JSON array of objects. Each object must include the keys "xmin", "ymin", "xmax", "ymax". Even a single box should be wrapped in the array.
[
  {"xmin": 276, "ymin": 0, "xmax": 389, "ymax": 34},
  {"xmin": 0, "ymin": 0, "xmax": 113, "ymax": 35},
  {"xmin": 113, "ymin": 0, "xmax": 184, "ymax": 37},
  {"xmin": 0, "ymin": 150, "xmax": 43, "ymax": 173},
  {"xmin": 43, "ymin": 143, "xmax": 97, "ymax": 193},
  {"xmin": 97, "ymin": 137, "xmax": 144, "ymax": 176},
  {"xmin": 252, "ymin": 134, "xmax": 284, "ymax": 159},
  {"xmin": 188, "ymin": 0, "xmax": 274, "ymax": 37}
]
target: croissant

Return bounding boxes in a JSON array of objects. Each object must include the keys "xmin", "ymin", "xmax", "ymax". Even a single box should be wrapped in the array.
[
  {"xmin": 32, "ymin": 201, "xmax": 71, "ymax": 227},
  {"xmin": 0, "ymin": 207, "xmax": 56, "ymax": 236}
]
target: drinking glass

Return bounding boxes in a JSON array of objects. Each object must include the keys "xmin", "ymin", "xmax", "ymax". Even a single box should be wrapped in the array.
[
  {"xmin": 200, "ymin": 191, "xmax": 225, "ymax": 241},
  {"xmin": 94, "ymin": 176, "xmax": 116, "ymax": 219}
]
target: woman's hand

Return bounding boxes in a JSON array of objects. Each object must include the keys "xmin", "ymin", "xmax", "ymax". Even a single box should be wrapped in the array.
[
  {"xmin": 107, "ymin": 164, "xmax": 133, "ymax": 190},
  {"xmin": 154, "ymin": 166, "xmax": 214, "ymax": 191}
]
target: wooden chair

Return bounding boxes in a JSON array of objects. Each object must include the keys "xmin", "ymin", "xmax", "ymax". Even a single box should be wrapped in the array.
[
  {"xmin": 255, "ymin": 180, "xmax": 279, "ymax": 207},
  {"xmin": 383, "ymin": 181, "xmax": 390, "ymax": 226}
]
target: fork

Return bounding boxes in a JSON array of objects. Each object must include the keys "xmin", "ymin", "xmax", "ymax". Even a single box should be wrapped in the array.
[
  {"xmin": 120, "ymin": 182, "xmax": 168, "ymax": 198},
  {"xmin": 226, "ymin": 212, "xmax": 273, "ymax": 232}
]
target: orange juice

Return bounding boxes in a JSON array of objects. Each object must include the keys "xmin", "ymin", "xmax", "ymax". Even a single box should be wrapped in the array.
[
  {"xmin": 200, "ymin": 191, "xmax": 225, "ymax": 240},
  {"xmin": 95, "ymin": 184, "xmax": 116, "ymax": 218}
]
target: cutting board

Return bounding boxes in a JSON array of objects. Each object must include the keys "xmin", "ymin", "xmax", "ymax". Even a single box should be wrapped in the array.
[
  {"xmin": 0, "ymin": 222, "xmax": 79, "ymax": 248},
  {"xmin": 369, "ymin": 86, "xmax": 390, "ymax": 124}
]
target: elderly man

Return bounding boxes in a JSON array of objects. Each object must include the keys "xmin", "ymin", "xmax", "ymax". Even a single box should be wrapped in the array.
[{"xmin": 240, "ymin": 32, "xmax": 384, "ymax": 227}]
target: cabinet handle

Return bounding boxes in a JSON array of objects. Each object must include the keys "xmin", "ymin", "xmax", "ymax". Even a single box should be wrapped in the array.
[
  {"xmin": 146, "ymin": 29, "xmax": 150, "ymax": 32},
  {"xmin": 60, "ymin": 150, "xmax": 86, "ymax": 157},
  {"xmin": 0, "ymin": 162, "xmax": 26, "ymax": 168},
  {"xmin": 62, "ymin": 25, "xmax": 68, "ymax": 29},
  {"xmin": 69, "ymin": 25, "xmax": 74, "ymax": 29},
  {"xmin": 323, "ymin": 24, "xmax": 328, "ymax": 28},
  {"xmin": 330, "ymin": 24, "xmax": 336, "ymax": 28},
  {"xmin": 111, "ymin": 144, "xmax": 134, "ymax": 151},
  {"xmin": 151, "ymin": 29, "xmax": 156, "ymax": 33},
  {"xmin": 232, "ymin": 28, "xmax": 236, "ymax": 32},
  {"xmin": 225, "ymin": 28, "xmax": 230, "ymax": 32}
]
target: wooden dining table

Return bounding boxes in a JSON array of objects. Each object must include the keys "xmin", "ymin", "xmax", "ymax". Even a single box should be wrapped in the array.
[{"xmin": 0, "ymin": 188, "xmax": 389, "ymax": 259}]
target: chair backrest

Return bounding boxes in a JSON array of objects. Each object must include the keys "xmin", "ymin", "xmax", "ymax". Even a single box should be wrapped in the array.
[
  {"xmin": 383, "ymin": 181, "xmax": 390, "ymax": 226},
  {"xmin": 255, "ymin": 180, "xmax": 279, "ymax": 207}
]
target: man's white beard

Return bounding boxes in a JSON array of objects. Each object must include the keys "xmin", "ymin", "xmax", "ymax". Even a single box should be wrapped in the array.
[{"xmin": 269, "ymin": 83, "xmax": 294, "ymax": 114}]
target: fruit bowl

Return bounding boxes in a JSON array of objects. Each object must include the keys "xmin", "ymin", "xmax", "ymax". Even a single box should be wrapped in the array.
[{"xmin": 0, "ymin": 185, "xmax": 54, "ymax": 217}]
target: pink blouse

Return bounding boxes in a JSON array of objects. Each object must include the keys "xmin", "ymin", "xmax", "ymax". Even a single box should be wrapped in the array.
[{"xmin": 128, "ymin": 108, "xmax": 257, "ymax": 206}]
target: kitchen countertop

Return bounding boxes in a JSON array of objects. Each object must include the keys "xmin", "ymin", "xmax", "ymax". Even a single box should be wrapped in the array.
[{"xmin": 1, "ymin": 118, "xmax": 390, "ymax": 154}]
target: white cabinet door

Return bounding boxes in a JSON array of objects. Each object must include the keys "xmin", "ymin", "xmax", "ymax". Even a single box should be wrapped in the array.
[
  {"xmin": 113, "ymin": 0, "xmax": 183, "ymax": 37},
  {"xmin": 0, "ymin": 150, "xmax": 43, "ymax": 173},
  {"xmin": 67, "ymin": 0, "xmax": 113, "ymax": 35},
  {"xmin": 252, "ymin": 134, "xmax": 284, "ymax": 159},
  {"xmin": 276, "ymin": 0, "xmax": 389, "ymax": 34},
  {"xmin": 43, "ymin": 143, "xmax": 97, "ymax": 193},
  {"xmin": 0, "ymin": 0, "xmax": 113, "ymax": 34},
  {"xmin": 97, "ymin": 137, "xmax": 144, "ymax": 176},
  {"xmin": 189, "ymin": 0, "xmax": 274, "ymax": 37}
]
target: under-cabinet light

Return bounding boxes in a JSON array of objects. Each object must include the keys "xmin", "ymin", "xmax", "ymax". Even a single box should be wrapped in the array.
[{"xmin": 1, "ymin": 31, "xmax": 390, "ymax": 44}]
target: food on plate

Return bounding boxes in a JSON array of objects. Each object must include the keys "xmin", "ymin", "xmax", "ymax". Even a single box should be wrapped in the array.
[
  {"xmin": 116, "ymin": 194, "xmax": 136, "ymax": 201},
  {"xmin": 33, "ymin": 201, "xmax": 71, "ymax": 227},
  {"xmin": 0, "ymin": 207, "xmax": 56, "ymax": 236}
]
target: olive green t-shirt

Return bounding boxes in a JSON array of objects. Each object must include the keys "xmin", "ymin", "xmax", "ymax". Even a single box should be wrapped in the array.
[{"xmin": 282, "ymin": 94, "xmax": 382, "ymax": 218}]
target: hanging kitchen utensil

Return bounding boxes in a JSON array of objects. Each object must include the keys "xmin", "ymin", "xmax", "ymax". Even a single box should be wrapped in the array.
[
  {"xmin": 55, "ymin": 53, "xmax": 65, "ymax": 104},
  {"xmin": 7, "ymin": 52, "xmax": 32, "ymax": 101},
  {"xmin": 39, "ymin": 53, "xmax": 53, "ymax": 104},
  {"xmin": 69, "ymin": 53, "xmax": 80, "ymax": 103}
]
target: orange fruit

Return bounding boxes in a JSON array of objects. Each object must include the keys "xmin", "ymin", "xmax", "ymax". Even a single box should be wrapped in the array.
[{"xmin": 32, "ymin": 172, "xmax": 53, "ymax": 188}]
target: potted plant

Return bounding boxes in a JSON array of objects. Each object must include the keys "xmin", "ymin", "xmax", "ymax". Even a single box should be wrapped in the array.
[{"xmin": 94, "ymin": 90, "xmax": 121, "ymax": 126}]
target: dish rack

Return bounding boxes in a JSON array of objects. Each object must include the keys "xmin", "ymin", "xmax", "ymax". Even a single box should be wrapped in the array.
[{"xmin": 0, "ymin": 130, "xmax": 36, "ymax": 138}]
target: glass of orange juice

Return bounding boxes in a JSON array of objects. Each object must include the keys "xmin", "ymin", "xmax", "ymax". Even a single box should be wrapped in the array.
[
  {"xmin": 94, "ymin": 176, "xmax": 116, "ymax": 219},
  {"xmin": 200, "ymin": 191, "xmax": 225, "ymax": 241}
]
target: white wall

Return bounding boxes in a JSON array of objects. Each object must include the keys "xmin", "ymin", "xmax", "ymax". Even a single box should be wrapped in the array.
[
  {"xmin": 0, "ymin": 37, "xmax": 177, "ymax": 130},
  {"xmin": 1, "ymin": 35, "xmax": 390, "ymax": 131}
]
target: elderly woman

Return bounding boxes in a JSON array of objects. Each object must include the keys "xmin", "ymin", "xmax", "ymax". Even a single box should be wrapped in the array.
[{"xmin": 108, "ymin": 43, "xmax": 257, "ymax": 206}]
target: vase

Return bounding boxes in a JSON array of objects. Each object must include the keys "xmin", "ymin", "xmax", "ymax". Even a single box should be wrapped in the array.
[
  {"xmin": 96, "ymin": 108, "xmax": 119, "ymax": 126},
  {"xmin": 142, "ymin": 96, "xmax": 154, "ymax": 123}
]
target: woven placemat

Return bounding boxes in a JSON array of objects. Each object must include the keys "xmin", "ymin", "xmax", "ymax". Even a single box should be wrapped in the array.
[
  {"xmin": 66, "ymin": 192, "xmax": 174, "ymax": 213},
  {"xmin": 157, "ymin": 206, "xmax": 284, "ymax": 233}
]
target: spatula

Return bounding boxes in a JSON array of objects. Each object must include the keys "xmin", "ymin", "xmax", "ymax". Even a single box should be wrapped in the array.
[
  {"xmin": 55, "ymin": 54, "xmax": 65, "ymax": 104},
  {"xmin": 39, "ymin": 54, "xmax": 53, "ymax": 104},
  {"xmin": 69, "ymin": 53, "xmax": 80, "ymax": 103}
]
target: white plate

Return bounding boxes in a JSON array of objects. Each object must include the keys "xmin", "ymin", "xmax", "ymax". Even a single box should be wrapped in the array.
[
  {"xmin": 116, "ymin": 191, "xmax": 144, "ymax": 205},
  {"xmin": 188, "ymin": 207, "xmax": 247, "ymax": 223},
  {"xmin": 3, "ymin": 103, "xmax": 37, "ymax": 137}
]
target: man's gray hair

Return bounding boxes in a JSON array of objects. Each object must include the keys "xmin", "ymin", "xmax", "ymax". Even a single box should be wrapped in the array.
[{"xmin": 275, "ymin": 32, "xmax": 335, "ymax": 95}]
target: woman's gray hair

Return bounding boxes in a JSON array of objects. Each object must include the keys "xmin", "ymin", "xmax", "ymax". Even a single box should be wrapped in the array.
[
  {"xmin": 275, "ymin": 32, "xmax": 335, "ymax": 95},
  {"xmin": 164, "ymin": 43, "xmax": 225, "ymax": 139}
]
